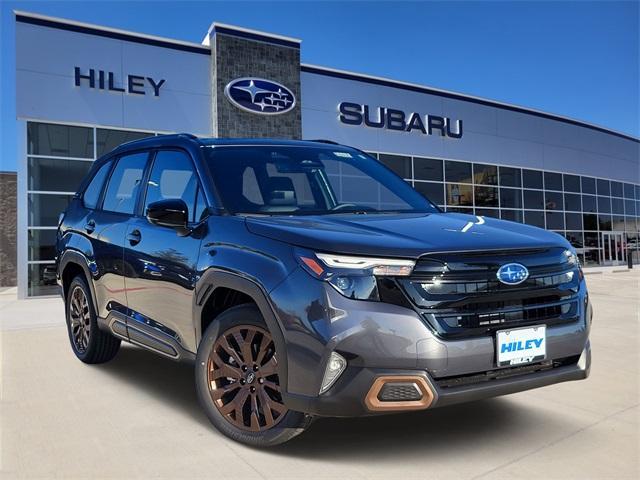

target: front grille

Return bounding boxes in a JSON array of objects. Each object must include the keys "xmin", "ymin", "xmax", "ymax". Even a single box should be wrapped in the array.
[
  {"xmin": 435, "ymin": 355, "xmax": 580, "ymax": 388},
  {"xmin": 398, "ymin": 247, "xmax": 582, "ymax": 338}
]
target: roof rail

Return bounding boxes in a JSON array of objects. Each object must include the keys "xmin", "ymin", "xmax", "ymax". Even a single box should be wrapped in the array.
[
  {"xmin": 177, "ymin": 133, "xmax": 199, "ymax": 140},
  {"xmin": 308, "ymin": 139, "xmax": 340, "ymax": 145}
]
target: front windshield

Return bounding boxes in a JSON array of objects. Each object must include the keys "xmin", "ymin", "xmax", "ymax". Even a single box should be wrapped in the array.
[{"xmin": 204, "ymin": 145, "xmax": 439, "ymax": 215}]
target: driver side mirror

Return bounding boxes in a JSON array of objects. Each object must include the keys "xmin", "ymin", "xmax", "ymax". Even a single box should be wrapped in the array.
[{"xmin": 146, "ymin": 199, "xmax": 190, "ymax": 235}]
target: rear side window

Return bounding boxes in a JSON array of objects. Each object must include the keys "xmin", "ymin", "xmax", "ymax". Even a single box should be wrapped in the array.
[
  {"xmin": 144, "ymin": 150, "xmax": 201, "ymax": 222},
  {"xmin": 83, "ymin": 160, "xmax": 112, "ymax": 209},
  {"xmin": 102, "ymin": 152, "xmax": 149, "ymax": 214}
]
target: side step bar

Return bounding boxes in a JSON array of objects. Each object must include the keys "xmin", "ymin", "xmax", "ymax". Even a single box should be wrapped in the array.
[{"xmin": 98, "ymin": 311, "xmax": 195, "ymax": 362}]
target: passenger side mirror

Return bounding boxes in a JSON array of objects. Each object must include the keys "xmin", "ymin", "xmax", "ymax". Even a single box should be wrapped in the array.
[{"xmin": 146, "ymin": 199, "xmax": 190, "ymax": 235}]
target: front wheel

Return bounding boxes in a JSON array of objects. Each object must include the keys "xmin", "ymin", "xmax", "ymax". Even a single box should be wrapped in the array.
[{"xmin": 195, "ymin": 304, "xmax": 311, "ymax": 447}]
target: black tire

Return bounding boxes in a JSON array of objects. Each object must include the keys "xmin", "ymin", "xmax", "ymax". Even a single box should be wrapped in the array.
[
  {"xmin": 65, "ymin": 275, "xmax": 120, "ymax": 364},
  {"xmin": 195, "ymin": 304, "xmax": 312, "ymax": 447}
]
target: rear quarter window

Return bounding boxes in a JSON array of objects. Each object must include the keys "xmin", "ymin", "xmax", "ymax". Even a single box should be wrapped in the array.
[{"xmin": 83, "ymin": 160, "xmax": 112, "ymax": 209}]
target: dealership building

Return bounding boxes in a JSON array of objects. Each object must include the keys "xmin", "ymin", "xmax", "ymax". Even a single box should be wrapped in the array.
[{"xmin": 9, "ymin": 10, "xmax": 640, "ymax": 297}]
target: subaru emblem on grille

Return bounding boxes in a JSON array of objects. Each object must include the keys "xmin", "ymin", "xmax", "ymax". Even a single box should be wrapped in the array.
[{"xmin": 497, "ymin": 263, "xmax": 529, "ymax": 285}]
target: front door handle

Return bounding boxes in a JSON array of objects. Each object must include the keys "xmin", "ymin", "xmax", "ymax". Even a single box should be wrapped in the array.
[
  {"xmin": 84, "ymin": 220, "xmax": 96, "ymax": 234},
  {"xmin": 127, "ymin": 229, "xmax": 141, "ymax": 246}
]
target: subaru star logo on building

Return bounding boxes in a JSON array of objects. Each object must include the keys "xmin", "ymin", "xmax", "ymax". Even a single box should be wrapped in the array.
[
  {"xmin": 496, "ymin": 263, "xmax": 529, "ymax": 285},
  {"xmin": 224, "ymin": 77, "xmax": 296, "ymax": 115}
]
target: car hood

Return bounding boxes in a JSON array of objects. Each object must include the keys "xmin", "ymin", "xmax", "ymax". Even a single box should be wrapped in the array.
[{"xmin": 245, "ymin": 212, "xmax": 569, "ymax": 258}]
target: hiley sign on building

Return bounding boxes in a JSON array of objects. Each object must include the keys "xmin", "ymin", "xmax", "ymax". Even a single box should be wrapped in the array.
[{"xmin": 74, "ymin": 67, "xmax": 166, "ymax": 96}]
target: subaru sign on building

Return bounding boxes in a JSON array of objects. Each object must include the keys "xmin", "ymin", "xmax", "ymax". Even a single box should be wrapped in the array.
[{"xmin": 9, "ymin": 10, "xmax": 640, "ymax": 297}]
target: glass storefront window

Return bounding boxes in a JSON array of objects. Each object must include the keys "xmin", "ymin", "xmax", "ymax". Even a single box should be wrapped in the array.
[
  {"xmin": 545, "ymin": 191, "xmax": 564, "ymax": 210},
  {"xmin": 445, "ymin": 161, "xmax": 472, "ymax": 183},
  {"xmin": 599, "ymin": 215, "xmax": 612, "ymax": 231},
  {"xmin": 413, "ymin": 157, "xmax": 443, "ymax": 181},
  {"xmin": 546, "ymin": 211, "xmax": 564, "ymax": 230},
  {"xmin": 28, "ymin": 229, "xmax": 57, "ymax": 261},
  {"xmin": 624, "ymin": 200, "xmax": 636, "ymax": 216},
  {"xmin": 582, "ymin": 195, "xmax": 597, "ymax": 213},
  {"xmin": 544, "ymin": 172, "xmax": 563, "ymax": 191},
  {"xmin": 28, "ymin": 122, "xmax": 93, "ymax": 158},
  {"xmin": 524, "ymin": 210, "xmax": 545, "ymax": 228},
  {"xmin": 96, "ymin": 129, "xmax": 154, "ymax": 157},
  {"xmin": 524, "ymin": 189, "xmax": 544, "ymax": 210},
  {"xmin": 583, "ymin": 214, "xmax": 598, "ymax": 231},
  {"xmin": 28, "ymin": 263, "xmax": 59, "ymax": 296},
  {"xmin": 446, "ymin": 206, "xmax": 473, "ymax": 214},
  {"xmin": 564, "ymin": 193, "xmax": 581, "ymax": 212},
  {"xmin": 612, "ymin": 198, "xmax": 624, "ymax": 215},
  {"xmin": 446, "ymin": 183, "xmax": 473, "ymax": 206},
  {"xmin": 581, "ymin": 177, "xmax": 596, "ymax": 194},
  {"xmin": 563, "ymin": 174, "xmax": 580, "ymax": 193},
  {"xmin": 28, "ymin": 157, "xmax": 92, "ymax": 193},
  {"xmin": 28, "ymin": 193, "xmax": 73, "ymax": 226},
  {"xmin": 500, "ymin": 209, "xmax": 523, "ymax": 222},
  {"xmin": 24, "ymin": 122, "xmax": 160, "ymax": 297},
  {"xmin": 499, "ymin": 167, "xmax": 521, "ymax": 187},
  {"xmin": 623, "ymin": 183, "xmax": 635, "ymax": 199},
  {"xmin": 500, "ymin": 187, "xmax": 522, "ymax": 208},
  {"xmin": 597, "ymin": 179, "xmax": 610, "ymax": 196},
  {"xmin": 565, "ymin": 213, "xmax": 583, "ymax": 230},
  {"xmin": 474, "ymin": 186, "xmax": 498, "ymax": 207},
  {"xmin": 523, "ymin": 169, "xmax": 543, "ymax": 189},
  {"xmin": 611, "ymin": 182, "xmax": 623, "ymax": 198},
  {"xmin": 475, "ymin": 208, "xmax": 499, "ymax": 218},
  {"xmin": 583, "ymin": 232, "xmax": 600, "ymax": 266},
  {"xmin": 597, "ymin": 196, "xmax": 611, "ymax": 213},
  {"xmin": 473, "ymin": 164, "xmax": 497, "ymax": 185}
]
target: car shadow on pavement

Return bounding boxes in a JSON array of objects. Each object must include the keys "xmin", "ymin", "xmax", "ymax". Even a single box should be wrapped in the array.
[
  {"xmin": 99, "ymin": 344, "xmax": 208, "ymax": 424},
  {"xmin": 101, "ymin": 344, "xmax": 547, "ymax": 460}
]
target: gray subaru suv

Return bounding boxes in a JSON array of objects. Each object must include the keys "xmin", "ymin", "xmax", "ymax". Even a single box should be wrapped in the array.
[{"xmin": 56, "ymin": 134, "xmax": 591, "ymax": 446}]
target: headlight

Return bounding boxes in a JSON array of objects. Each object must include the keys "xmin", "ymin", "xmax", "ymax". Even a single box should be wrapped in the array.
[
  {"xmin": 564, "ymin": 248, "xmax": 584, "ymax": 281},
  {"xmin": 297, "ymin": 250, "xmax": 415, "ymax": 300}
]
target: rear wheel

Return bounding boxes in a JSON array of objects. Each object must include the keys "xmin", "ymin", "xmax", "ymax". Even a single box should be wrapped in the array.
[
  {"xmin": 195, "ymin": 304, "xmax": 311, "ymax": 446},
  {"xmin": 65, "ymin": 275, "xmax": 120, "ymax": 364}
]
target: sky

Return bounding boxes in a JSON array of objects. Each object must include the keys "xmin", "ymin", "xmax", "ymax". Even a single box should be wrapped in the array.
[{"xmin": 1, "ymin": 0, "xmax": 638, "ymax": 172}]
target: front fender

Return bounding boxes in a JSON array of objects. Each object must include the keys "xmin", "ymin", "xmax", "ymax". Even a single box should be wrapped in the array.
[{"xmin": 194, "ymin": 269, "xmax": 291, "ymax": 393}]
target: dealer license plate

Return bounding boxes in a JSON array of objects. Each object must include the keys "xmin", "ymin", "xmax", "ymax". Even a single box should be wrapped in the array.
[{"xmin": 496, "ymin": 325, "xmax": 546, "ymax": 367}]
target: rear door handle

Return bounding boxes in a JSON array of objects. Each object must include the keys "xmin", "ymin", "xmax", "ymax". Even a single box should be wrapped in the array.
[
  {"xmin": 127, "ymin": 229, "xmax": 141, "ymax": 246},
  {"xmin": 84, "ymin": 220, "xmax": 96, "ymax": 234}
]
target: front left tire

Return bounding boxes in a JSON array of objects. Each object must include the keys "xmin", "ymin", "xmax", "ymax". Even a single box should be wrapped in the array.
[{"xmin": 195, "ymin": 304, "xmax": 312, "ymax": 446}]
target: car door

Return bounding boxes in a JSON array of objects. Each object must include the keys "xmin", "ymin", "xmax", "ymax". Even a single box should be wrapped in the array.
[
  {"xmin": 123, "ymin": 149, "xmax": 207, "ymax": 355},
  {"xmin": 86, "ymin": 152, "xmax": 149, "ymax": 319}
]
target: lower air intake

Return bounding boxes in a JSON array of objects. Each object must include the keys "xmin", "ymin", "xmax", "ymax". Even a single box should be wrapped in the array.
[{"xmin": 378, "ymin": 382, "xmax": 423, "ymax": 402}]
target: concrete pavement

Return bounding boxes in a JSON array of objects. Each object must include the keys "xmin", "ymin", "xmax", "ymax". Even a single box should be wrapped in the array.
[{"xmin": 1, "ymin": 272, "xmax": 638, "ymax": 479}]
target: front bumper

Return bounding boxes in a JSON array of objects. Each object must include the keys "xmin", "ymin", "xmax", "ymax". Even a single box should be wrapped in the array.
[
  {"xmin": 270, "ymin": 268, "xmax": 592, "ymax": 417},
  {"xmin": 283, "ymin": 342, "xmax": 590, "ymax": 417}
]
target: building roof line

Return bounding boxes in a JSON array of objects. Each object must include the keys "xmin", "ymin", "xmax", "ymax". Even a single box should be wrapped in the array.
[
  {"xmin": 301, "ymin": 63, "xmax": 640, "ymax": 144},
  {"xmin": 205, "ymin": 22, "xmax": 301, "ymax": 49},
  {"xmin": 208, "ymin": 22, "xmax": 301, "ymax": 43},
  {"xmin": 14, "ymin": 10, "xmax": 211, "ymax": 55}
]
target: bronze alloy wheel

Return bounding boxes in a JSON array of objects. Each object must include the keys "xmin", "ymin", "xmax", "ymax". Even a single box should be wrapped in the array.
[
  {"xmin": 207, "ymin": 325, "xmax": 287, "ymax": 432},
  {"xmin": 69, "ymin": 285, "xmax": 91, "ymax": 353}
]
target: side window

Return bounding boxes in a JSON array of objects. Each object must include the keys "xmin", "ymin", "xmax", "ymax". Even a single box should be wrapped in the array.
[
  {"xmin": 144, "ymin": 150, "xmax": 199, "ymax": 222},
  {"xmin": 83, "ymin": 160, "xmax": 112, "ymax": 209},
  {"xmin": 102, "ymin": 152, "xmax": 149, "ymax": 214}
]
